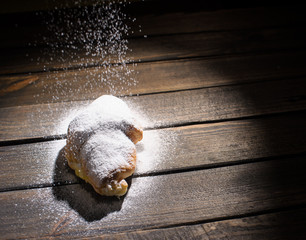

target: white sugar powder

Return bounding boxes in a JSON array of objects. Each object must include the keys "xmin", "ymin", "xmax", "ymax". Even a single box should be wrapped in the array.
[{"xmin": 136, "ymin": 128, "xmax": 178, "ymax": 174}]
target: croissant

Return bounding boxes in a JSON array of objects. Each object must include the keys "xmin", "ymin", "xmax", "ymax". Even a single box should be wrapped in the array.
[{"xmin": 65, "ymin": 95, "xmax": 143, "ymax": 196}]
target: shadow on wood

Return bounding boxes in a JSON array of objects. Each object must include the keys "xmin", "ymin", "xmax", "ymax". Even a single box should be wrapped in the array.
[
  {"xmin": 228, "ymin": 157, "xmax": 306, "ymax": 239},
  {"xmin": 52, "ymin": 147, "xmax": 128, "ymax": 222}
]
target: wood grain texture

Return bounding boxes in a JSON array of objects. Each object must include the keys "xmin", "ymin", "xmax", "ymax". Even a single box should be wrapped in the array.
[
  {"xmin": 1, "ymin": 51, "xmax": 306, "ymax": 107},
  {"xmin": 1, "ymin": 77, "xmax": 306, "ymax": 142},
  {"xmin": 96, "ymin": 208, "xmax": 306, "ymax": 240},
  {"xmin": 0, "ymin": 158, "xmax": 306, "ymax": 239},
  {"xmin": 1, "ymin": 27, "xmax": 306, "ymax": 74},
  {"xmin": 202, "ymin": 209, "xmax": 306, "ymax": 240},
  {"xmin": 1, "ymin": 4, "xmax": 306, "ymax": 240},
  {"xmin": 1, "ymin": 113, "xmax": 306, "ymax": 190}
]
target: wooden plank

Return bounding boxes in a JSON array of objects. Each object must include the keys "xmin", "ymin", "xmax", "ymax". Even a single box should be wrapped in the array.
[
  {"xmin": 132, "ymin": 5, "xmax": 306, "ymax": 37},
  {"xmin": 0, "ymin": 139, "xmax": 73, "ymax": 190},
  {"xmin": 1, "ymin": 77, "xmax": 306, "ymax": 141},
  {"xmin": 96, "ymin": 208, "xmax": 306, "ymax": 240},
  {"xmin": 1, "ymin": 51, "xmax": 306, "ymax": 108},
  {"xmin": 1, "ymin": 27, "xmax": 306, "ymax": 74},
  {"xmin": 1, "ymin": 158, "xmax": 306, "ymax": 239},
  {"xmin": 1, "ymin": 113, "xmax": 306, "ymax": 190},
  {"xmin": 1, "ymin": 5, "xmax": 305, "ymax": 48},
  {"xmin": 202, "ymin": 209, "xmax": 306, "ymax": 240}
]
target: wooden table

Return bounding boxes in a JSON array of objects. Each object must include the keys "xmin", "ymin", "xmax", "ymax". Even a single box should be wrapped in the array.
[{"xmin": 1, "ymin": 1, "xmax": 306, "ymax": 239}]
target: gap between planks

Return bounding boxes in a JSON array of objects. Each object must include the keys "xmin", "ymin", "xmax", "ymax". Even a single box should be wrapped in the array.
[
  {"xmin": 93, "ymin": 206, "xmax": 306, "ymax": 240},
  {"xmin": 1, "ymin": 26, "xmax": 306, "ymax": 75},
  {"xmin": 1, "ymin": 49, "xmax": 306, "ymax": 108},
  {"xmin": 1, "ymin": 157, "xmax": 306, "ymax": 238},
  {"xmin": 1, "ymin": 76, "xmax": 306, "ymax": 142},
  {"xmin": 1, "ymin": 111, "xmax": 306, "ymax": 191}
]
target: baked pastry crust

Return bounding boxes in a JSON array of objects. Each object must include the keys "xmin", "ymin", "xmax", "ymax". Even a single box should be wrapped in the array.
[{"xmin": 65, "ymin": 95, "xmax": 143, "ymax": 196}]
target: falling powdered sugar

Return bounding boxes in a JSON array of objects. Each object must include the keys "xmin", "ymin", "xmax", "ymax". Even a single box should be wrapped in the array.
[
  {"xmin": 32, "ymin": 0, "xmax": 138, "ymax": 103},
  {"xmin": 27, "ymin": 1, "xmax": 140, "ymax": 137}
]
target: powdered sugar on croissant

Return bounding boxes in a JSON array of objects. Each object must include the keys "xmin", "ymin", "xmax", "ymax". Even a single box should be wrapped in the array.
[{"xmin": 65, "ymin": 95, "xmax": 143, "ymax": 196}]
